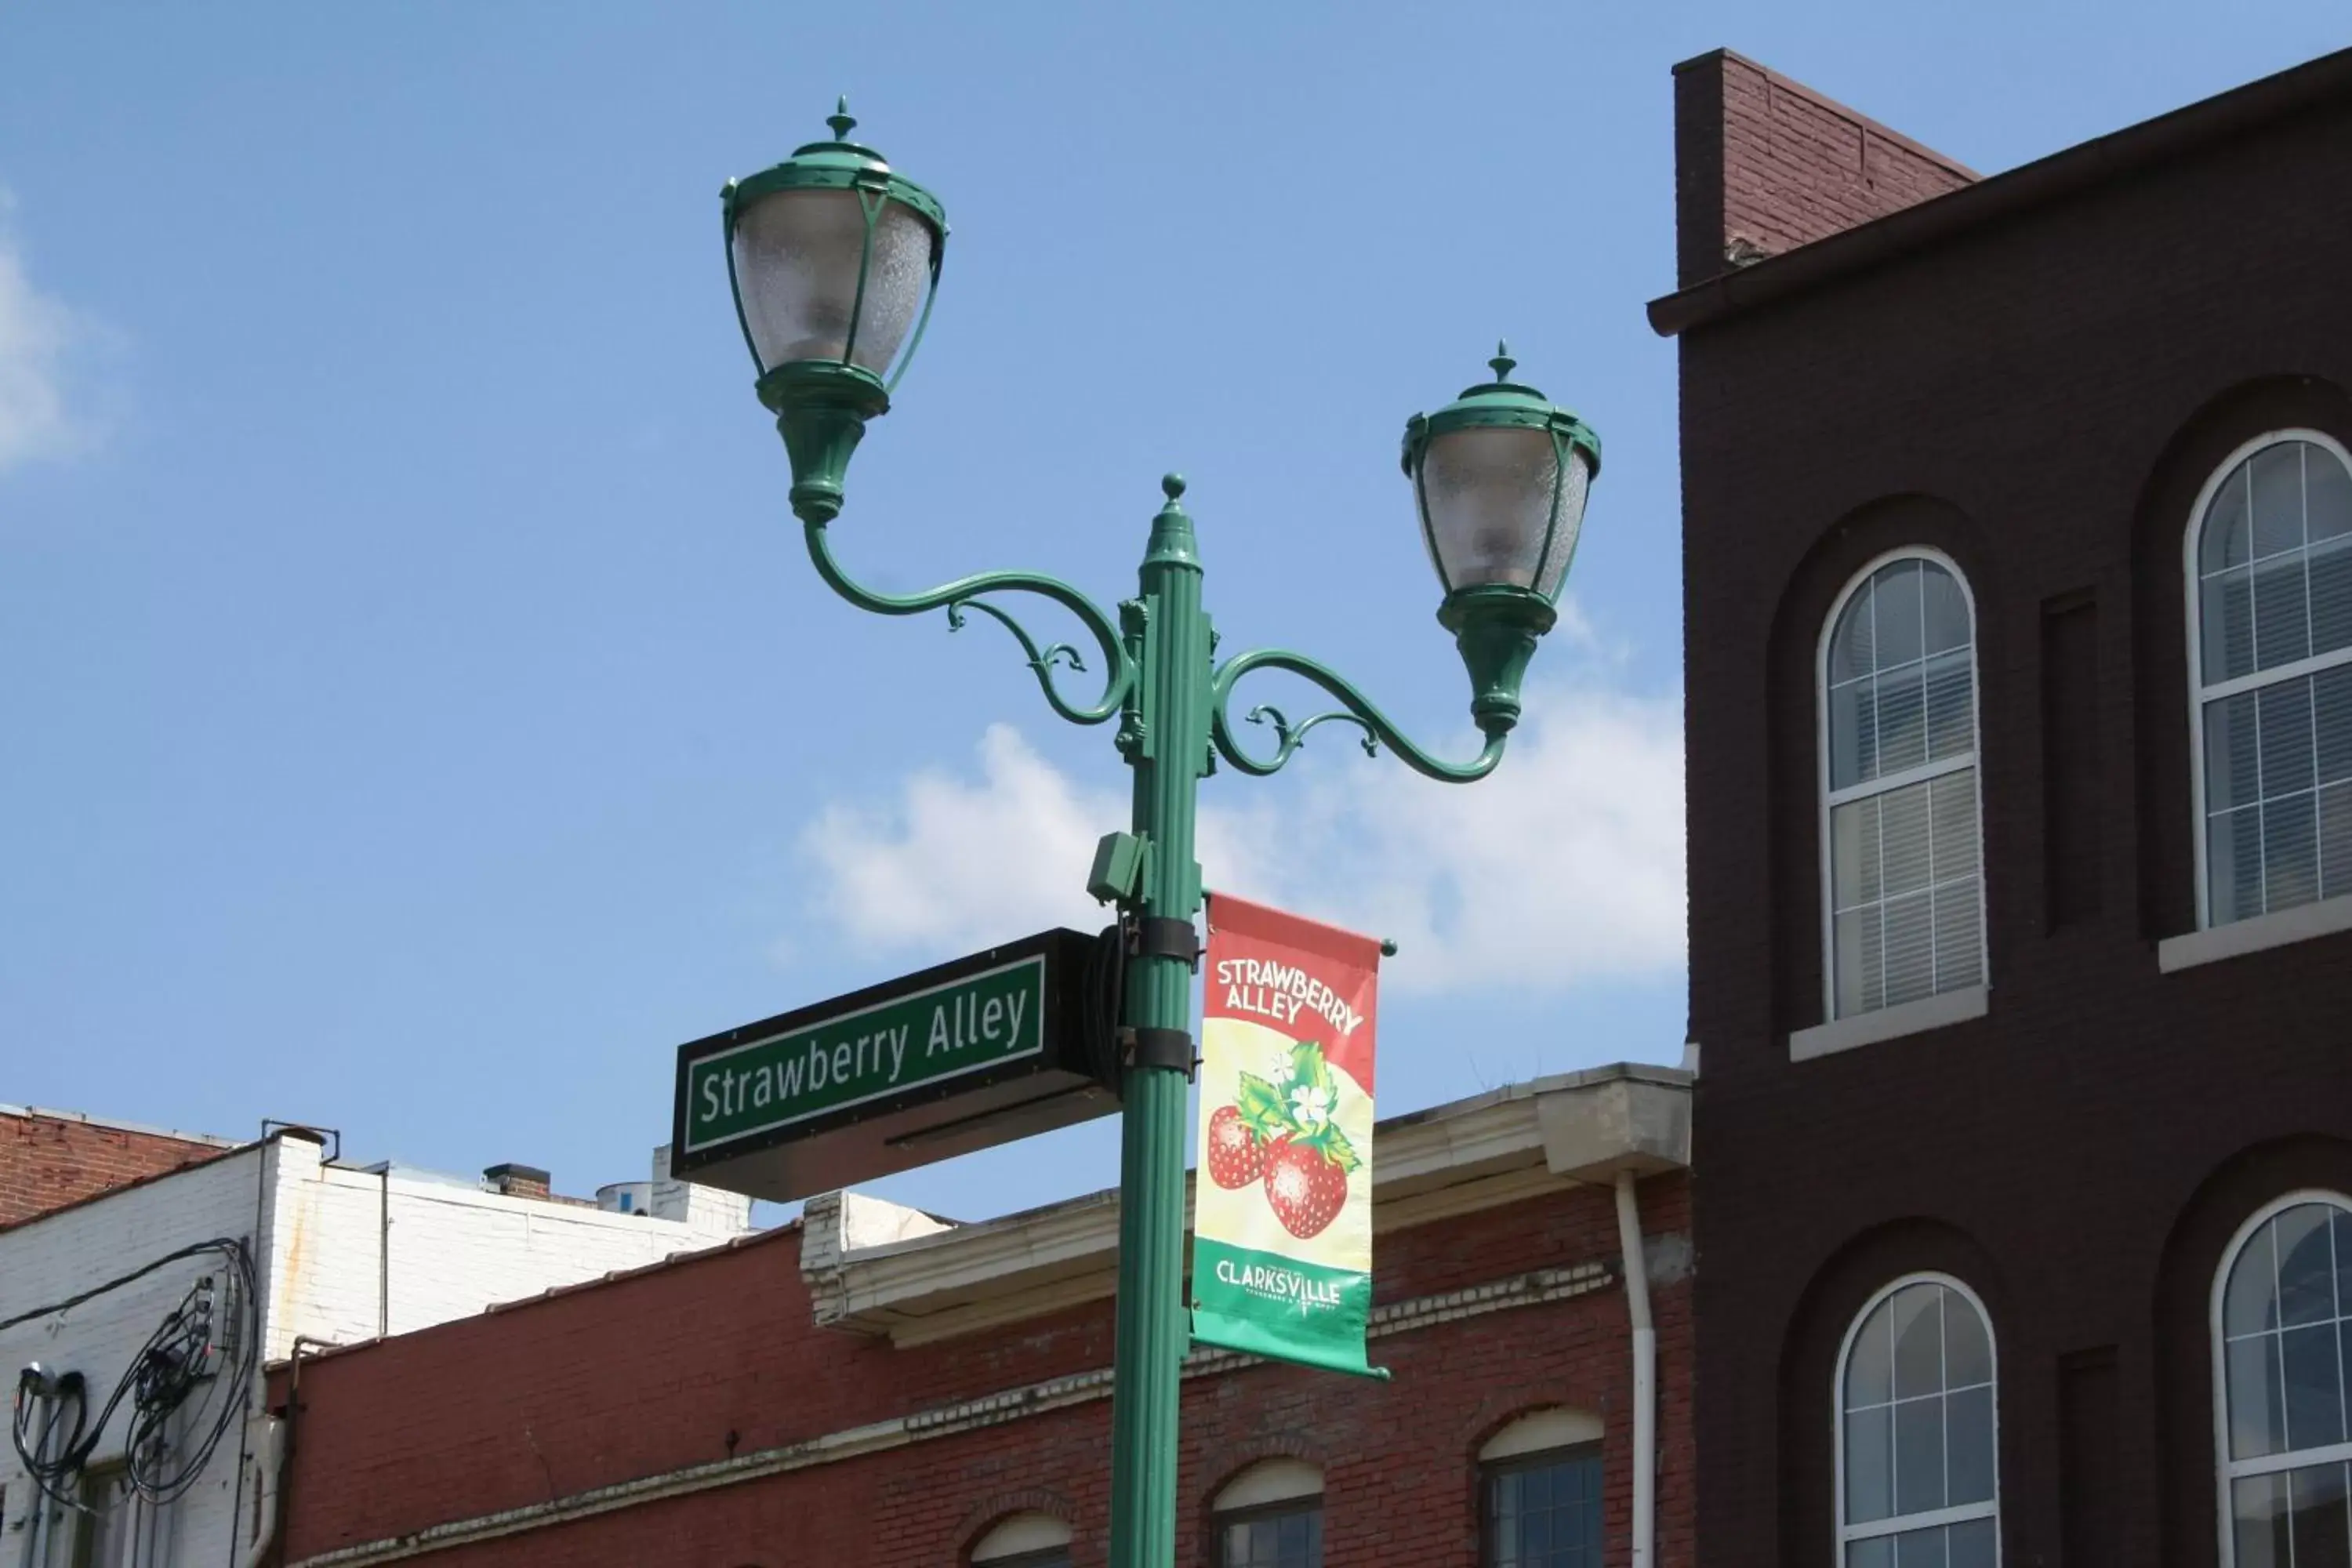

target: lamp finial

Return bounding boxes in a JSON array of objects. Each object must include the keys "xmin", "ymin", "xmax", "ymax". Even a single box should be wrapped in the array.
[
  {"xmin": 827, "ymin": 96, "xmax": 857, "ymax": 142},
  {"xmin": 1490, "ymin": 340, "xmax": 1515, "ymax": 383}
]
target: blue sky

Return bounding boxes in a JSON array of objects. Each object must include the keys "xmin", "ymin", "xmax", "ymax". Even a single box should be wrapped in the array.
[{"xmin": 2, "ymin": 4, "xmax": 2344, "ymax": 1222}]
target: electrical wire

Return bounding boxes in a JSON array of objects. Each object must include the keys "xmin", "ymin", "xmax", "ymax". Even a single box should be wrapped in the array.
[{"xmin": 9, "ymin": 1236, "xmax": 260, "ymax": 1509}]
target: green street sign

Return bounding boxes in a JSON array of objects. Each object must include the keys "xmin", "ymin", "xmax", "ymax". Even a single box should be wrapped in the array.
[{"xmin": 670, "ymin": 928, "xmax": 1115, "ymax": 1203}]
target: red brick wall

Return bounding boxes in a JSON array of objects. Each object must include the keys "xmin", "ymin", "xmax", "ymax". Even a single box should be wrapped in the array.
[
  {"xmin": 1672, "ymin": 49, "xmax": 1975, "ymax": 289},
  {"xmin": 0, "ymin": 1109, "xmax": 227, "ymax": 1229},
  {"xmin": 274, "ymin": 1172, "xmax": 1691, "ymax": 1568}
]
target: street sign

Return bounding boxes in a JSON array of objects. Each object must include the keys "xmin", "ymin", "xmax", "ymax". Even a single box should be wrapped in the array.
[{"xmin": 670, "ymin": 928, "xmax": 1115, "ymax": 1203}]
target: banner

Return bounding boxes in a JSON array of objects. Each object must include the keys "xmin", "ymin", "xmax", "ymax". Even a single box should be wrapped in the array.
[{"xmin": 1190, "ymin": 892, "xmax": 1384, "ymax": 1377}]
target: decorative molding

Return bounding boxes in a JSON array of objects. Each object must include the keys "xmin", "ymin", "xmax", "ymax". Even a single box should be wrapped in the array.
[{"xmin": 803, "ymin": 1065, "xmax": 1687, "ymax": 1345}]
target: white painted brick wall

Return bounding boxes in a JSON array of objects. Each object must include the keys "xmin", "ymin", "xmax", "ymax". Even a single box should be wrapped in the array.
[{"xmin": 0, "ymin": 1135, "xmax": 753, "ymax": 1566}]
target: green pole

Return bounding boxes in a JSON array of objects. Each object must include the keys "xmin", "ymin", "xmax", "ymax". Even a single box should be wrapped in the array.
[{"xmin": 1106, "ymin": 474, "xmax": 1210, "ymax": 1568}]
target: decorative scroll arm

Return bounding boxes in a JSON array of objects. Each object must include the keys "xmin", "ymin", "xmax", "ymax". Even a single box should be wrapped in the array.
[
  {"xmin": 1209, "ymin": 647, "xmax": 1508, "ymax": 783},
  {"xmin": 804, "ymin": 520, "xmax": 1134, "ymax": 726}
]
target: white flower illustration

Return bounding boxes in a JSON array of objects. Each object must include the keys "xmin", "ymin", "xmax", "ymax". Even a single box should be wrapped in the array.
[{"xmin": 1288, "ymin": 1083, "xmax": 1334, "ymax": 1130}]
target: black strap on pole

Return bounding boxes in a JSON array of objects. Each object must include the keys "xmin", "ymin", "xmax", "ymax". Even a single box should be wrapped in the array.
[
  {"xmin": 1129, "ymin": 916, "xmax": 1201, "ymax": 968},
  {"xmin": 1120, "ymin": 1026, "xmax": 1197, "ymax": 1076}
]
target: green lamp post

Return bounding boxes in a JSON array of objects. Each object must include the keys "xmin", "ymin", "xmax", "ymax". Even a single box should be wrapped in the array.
[{"xmin": 721, "ymin": 103, "xmax": 1599, "ymax": 1568}]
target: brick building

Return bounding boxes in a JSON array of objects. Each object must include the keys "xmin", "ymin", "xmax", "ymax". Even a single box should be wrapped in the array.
[
  {"xmin": 265, "ymin": 1067, "xmax": 1690, "ymax": 1568},
  {"xmin": 2, "ymin": 1126, "xmax": 752, "ymax": 1566},
  {"xmin": 1, "ymin": 1102, "xmax": 238, "ymax": 1228},
  {"xmin": 1659, "ymin": 44, "xmax": 2352, "ymax": 1568}
]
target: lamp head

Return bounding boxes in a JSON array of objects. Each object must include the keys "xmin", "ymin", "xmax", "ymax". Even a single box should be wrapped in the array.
[
  {"xmin": 1400, "ymin": 345, "xmax": 1602, "ymax": 735},
  {"xmin": 722, "ymin": 100, "xmax": 949, "ymax": 521}
]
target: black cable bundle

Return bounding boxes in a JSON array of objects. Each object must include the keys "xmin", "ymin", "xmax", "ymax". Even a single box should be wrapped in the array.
[{"xmin": 9, "ymin": 1236, "xmax": 260, "ymax": 1510}]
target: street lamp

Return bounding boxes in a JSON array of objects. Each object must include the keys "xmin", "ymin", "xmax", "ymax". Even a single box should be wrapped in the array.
[{"xmin": 720, "ymin": 103, "xmax": 1600, "ymax": 1568}]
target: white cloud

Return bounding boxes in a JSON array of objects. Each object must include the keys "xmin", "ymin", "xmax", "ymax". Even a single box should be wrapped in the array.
[
  {"xmin": 0, "ymin": 198, "xmax": 99, "ymax": 474},
  {"xmin": 797, "ymin": 675, "xmax": 1685, "ymax": 996}
]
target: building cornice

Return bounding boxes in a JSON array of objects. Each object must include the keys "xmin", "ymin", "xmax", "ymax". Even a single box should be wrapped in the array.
[{"xmin": 803, "ymin": 1065, "xmax": 1688, "ymax": 1344}]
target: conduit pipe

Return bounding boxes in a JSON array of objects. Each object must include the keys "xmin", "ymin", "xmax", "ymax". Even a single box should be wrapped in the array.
[
  {"xmin": 240, "ymin": 1416, "xmax": 286, "ymax": 1568},
  {"xmin": 1613, "ymin": 1170, "xmax": 1655, "ymax": 1568}
]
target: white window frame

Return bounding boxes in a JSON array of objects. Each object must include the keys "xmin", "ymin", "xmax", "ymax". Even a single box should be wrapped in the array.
[
  {"xmin": 2208, "ymin": 1189, "xmax": 2352, "ymax": 1568},
  {"xmin": 1816, "ymin": 548, "xmax": 1989, "ymax": 1023},
  {"xmin": 2183, "ymin": 429, "xmax": 2352, "ymax": 931},
  {"xmin": 1832, "ymin": 1271, "xmax": 2002, "ymax": 1566}
]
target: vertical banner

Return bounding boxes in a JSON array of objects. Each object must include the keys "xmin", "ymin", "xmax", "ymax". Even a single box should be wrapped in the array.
[{"xmin": 1190, "ymin": 892, "xmax": 1384, "ymax": 1377}]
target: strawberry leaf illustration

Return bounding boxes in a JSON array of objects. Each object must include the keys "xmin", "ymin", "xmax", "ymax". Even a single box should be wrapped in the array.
[
  {"xmin": 1288, "ymin": 1039, "xmax": 1336, "ymax": 1102},
  {"xmin": 1235, "ymin": 1072, "xmax": 1291, "ymax": 1139},
  {"xmin": 1312, "ymin": 1120, "xmax": 1362, "ymax": 1174}
]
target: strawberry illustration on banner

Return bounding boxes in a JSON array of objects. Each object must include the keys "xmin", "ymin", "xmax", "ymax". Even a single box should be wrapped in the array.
[{"xmin": 1191, "ymin": 893, "xmax": 1385, "ymax": 1378}]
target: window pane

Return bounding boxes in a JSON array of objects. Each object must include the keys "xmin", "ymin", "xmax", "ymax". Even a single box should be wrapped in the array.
[
  {"xmin": 2283, "ymin": 1322, "xmax": 2346, "ymax": 1450},
  {"xmin": 2318, "ymin": 667, "xmax": 2352, "ymax": 784},
  {"xmin": 2211, "ymin": 804, "xmax": 2264, "ymax": 924},
  {"xmin": 1933, "ymin": 878, "xmax": 1984, "ymax": 993},
  {"xmin": 2314, "ymin": 448, "xmax": 2352, "ymax": 543},
  {"xmin": 1922, "ymin": 566, "xmax": 1970, "ymax": 655},
  {"xmin": 1895, "ymin": 1524, "xmax": 1949, "ymax": 1568},
  {"xmin": 2237, "ymin": 1472, "xmax": 2291, "ymax": 1568},
  {"xmin": 2205, "ymin": 567, "xmax": 2256, "ymax": 684},
  {"xmin": 1878, "ymin": 666, "xmax": 1929, "ymax": 776},
  {"xmin": 1895, "ymin": 1396, "xmax": 1947, "ymax": 1515},
  {"xmin": 1487, "ymin": 1456, "xmax": 1600, "ymax": 1568},
  {"xmin": 2278, "ymin": 1204, "xmax": 2339, "ymax": 1325},
  {"xmin": 1944, "ymin": 1294, "xmax": 1992, "ymax": 1388},
  {"xmin": 1890, "ymin": 1286, "xmax": 1944, "ymax": 1394},
  {"xmin": 2252, "ymin": 442, "xmax": 2309, "ymax": 561},
  {"xmin": 1947, "ymin": 1385, "xmax": 1994, "ymax": 1506},
  {"xmin": 2312, "ymin": 536, "xmax": 2352, "ymax": 657},
  {"xmin": 2288, "ymin": 1461, "xmax": 2351, "ymax": 1568},
  {"xmin": 1849, "ymin": 1299, "xmax": 1896, "ymax": 1408},
  {"xmin": 1847, "ymin": 1406, "xmax": 1895, "ymax": 1524},
  {"xmin": 1834, "ymin": 798, "xmax": 1882, "ymax": 908},
  {"xmin": 1946, "ymin": 1519, "xmax": 1997, "ymax": 1568},
  {"xmin": 2228, "ymin": 1222, "xmax": 2282, "ymax": 1335},
  {"xmin": 2266, "ymin": 793, "xmax": 2322, "ymax": 914},
  {"xmin": 2206, "ymin": 691, "xmax": 2262, "ymax": 812},
  {"xmin": 1923, "ymin": 651, "xmax": 1974, "ymax": 763},
  {"xmin": 1835, "ymin": 910, "xmax": 1874, "ymax": 1018},
  {"xmin": 1849, "ymin": 1538, "xmax": 1895, "ymax": 1568},
  {"xmin": 2206, "ymin": 465, "xmax": 2253, "ymax": 573},
  {"xmin": 1880, "ymin": 892, "xmax": 1936, "ymax": 1008},
  {"xmin": 2259, "ymin": 681, "xmax": 2318, "ymax": 797},
  {"xmin": 1882, "ymin": 786, "xmax": 1933, "ymax": 895},
  {"xmin": 1877, "ymin": 561, "xmax": 1925, "ymax": 669},
  {"xmin": 1930, "ymin": 773, "xmax": 1981, "ymax": 883},
  {"xmin": 2230, "ymin": 1332, "xmax": 2288, "ymax": 1460},
  {"xmin": 2254, "ymin": 554, "xmax": 2313, "ymax": 670},
  {"xmin": 1831, "ymin": 583, "xmax": 1878, "ymax": 684},
  {"xmin": 1831, "ymin": 677, "xmax": 1875, "ymax": 791}
]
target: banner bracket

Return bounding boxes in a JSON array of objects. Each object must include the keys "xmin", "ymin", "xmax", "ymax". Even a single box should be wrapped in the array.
[{"xmin": 1127, "ymin": 916, "xmax": 1202, "ymax": 968}]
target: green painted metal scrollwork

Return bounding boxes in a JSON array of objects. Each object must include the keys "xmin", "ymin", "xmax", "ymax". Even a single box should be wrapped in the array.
[
  {"xmin": 802, "ymin": 521, "xmax": 1134, "ymax": 726},
  {"xmin": 1208, "ymin": 646, "xmax": 1508, "ymax": 783}
]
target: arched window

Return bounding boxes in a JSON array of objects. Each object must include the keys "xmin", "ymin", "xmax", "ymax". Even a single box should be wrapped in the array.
[
  {"xmin": 1479, "ymin": 1409, "xmax": 1605, "ymax": 1568},
  {"xmin": 1837, "ymin": 1276, "xmax": 1998, "ymax": 1567},
  {"xmin": 971, "ymin": 1512, "xmax": 1072, "ymax": 1568},
  {"xmin": 2187, "ymin": 433, "xmax": 2352, "ymax": 929},
  {"xmin": 1820, "ymin": 553, "xmax": 1984, "ymax": 1020},
  {"xmin": 2212, "ymin": 1194, "xmax": 2352, "ymax": 1566},
  {"xmin": 1214, "ymin": 1459, "xmax": 1323, "ymax": 1568}
]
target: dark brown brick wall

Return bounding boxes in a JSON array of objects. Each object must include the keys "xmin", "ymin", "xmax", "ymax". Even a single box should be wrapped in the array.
[
  {"xmin": 272, "ymin": 1173, "xmax": 1691, "ymax": 1568},
  {"xmin": 1675, "ymin": 58, "xmax": 2352, "ymax": 1568},
  {"xmin": 1673, "ymin": 50, "xmax": 1976, "ymax": 289},
  {"xmin": 0, "ymin": 1108, "xmax": 226, "ymax": 1229}
]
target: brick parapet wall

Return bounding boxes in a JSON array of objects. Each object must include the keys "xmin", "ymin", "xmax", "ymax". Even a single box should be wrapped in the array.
[
  {"xmin": 0, "ymin": 1107, "xmax": 230, "ymax": 1229},
  {"xmin": 1673, "ymin": 49, "xmax": 1975, "ymax": 289},
  {"xmin": 274, "ymin": 1172, "xmax": 1693, "ymax": 1568}
]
